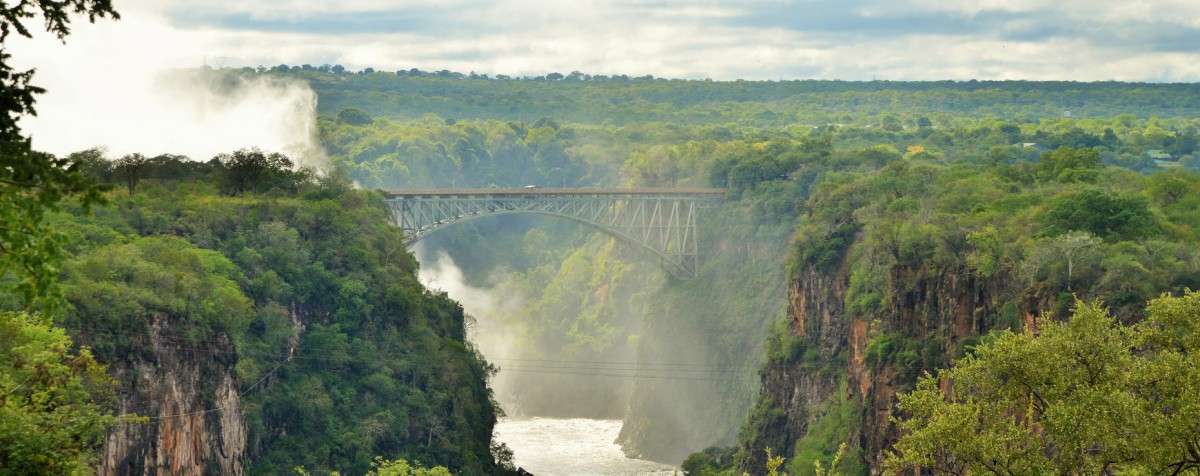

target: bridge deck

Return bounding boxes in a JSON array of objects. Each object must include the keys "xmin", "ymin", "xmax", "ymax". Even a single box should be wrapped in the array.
[{"xmin": 385, "ymin": 188, "xmax": 726, "ymax": 198}]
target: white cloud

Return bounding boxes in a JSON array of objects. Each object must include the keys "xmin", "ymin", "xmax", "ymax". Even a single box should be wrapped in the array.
[
  {"xmin": 142, "ymin": 0, "xmax": 470, "ymax": 20},
  {"xmin": 912, "ymin": 0, "xmax": 1200, "ymax": 27}
]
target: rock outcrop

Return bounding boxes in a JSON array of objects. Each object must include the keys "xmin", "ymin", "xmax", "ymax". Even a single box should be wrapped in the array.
[
  {"xmin": 98, "ymin": 315, "xmax": 247, "ymax": 476},
  {"xmin": 739, "ymin": 257, "xmax": 1028, "ymax": 474}
]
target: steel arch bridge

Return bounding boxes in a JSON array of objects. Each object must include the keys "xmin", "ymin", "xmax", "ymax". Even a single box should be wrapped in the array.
[{"xmin": 385, "ymin": 188, "xmax": 725, "ymax": 279}]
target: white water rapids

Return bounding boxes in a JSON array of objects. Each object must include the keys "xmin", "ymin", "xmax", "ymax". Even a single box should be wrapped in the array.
[{"xmin": 494, "ymin": 418, "xmax": 678, "ymax": 476}]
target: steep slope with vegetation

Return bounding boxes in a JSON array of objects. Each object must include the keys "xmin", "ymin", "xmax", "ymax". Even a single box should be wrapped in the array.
[
  {"xmin": 886, "ymin": 294, "xmax": 1200, "ymax": 475},
  {"xmin": 731, "ymin": 148, "xmax": 1200, "ymax": 474},
  {"xmin": 34, "ymin": 154, "xmax": 508, "ymax": 475}
]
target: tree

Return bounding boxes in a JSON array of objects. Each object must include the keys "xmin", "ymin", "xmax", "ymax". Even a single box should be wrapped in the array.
[
  {"xmin": 0, "ymin": 1, "xmax": 118, "ymax": 312},
  {"xmin": 215, "ymin": 147, "xmax": 296, "ymax": 195},
  {"xmin": 66, "ymin": 148, "xmax": 112, "ymax": 182},
  {"xmin": 337, "ymin": 107, "xmax": 374, "ymax": 126},
  {"xmin": 1137, "ymin": 291, "xmax": 1200, "ymax": 475},
  {"xmin": 965, "ymin": 226, "xmax": 1002, "ymax": 278},
  {"xmin": 1041, "ymin": 188, "xmax": 1156, "ymax": 241},
  {"xmin": 1037, "ymin": 146, "xmax": 1101, "ymax": 183},
  {"xmin": 884, "ymin": 293, "xmax": 1200, "ymax": 475},
  {"xmin": 879, "ymin": 114, "xmax": 902, "ymax": 132},
  {"xmin": 365, "ymin": 457, "xmax": 453, "ymax": 476},
  {"xmin": 294, "ymin": 457, "xmax": 452, "ymax": 476},
  {"xmin": 0, "ymin": 311, "xmax": 129, "ymax": 475},
  {"xmin": 112, "ymin": 153, "xmax": 149, "ymax": 195},
  {"xmin": 1023, "ymin": 231, "xmax": 1101, "ymax": 292}
]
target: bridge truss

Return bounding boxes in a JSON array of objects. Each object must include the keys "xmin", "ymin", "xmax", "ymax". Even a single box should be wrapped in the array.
[{"xmin": 385, "ymin": 188, "xmax": 725, "ymax": 279}]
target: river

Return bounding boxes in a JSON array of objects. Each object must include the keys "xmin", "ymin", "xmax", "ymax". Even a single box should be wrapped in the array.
[{"xmin": 494, "ymin": 418, "xmax": 678, "ymax": 476}]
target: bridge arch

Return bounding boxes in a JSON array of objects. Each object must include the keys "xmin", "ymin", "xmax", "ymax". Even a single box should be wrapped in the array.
[{"xmin": 385, "ymin": 188, "xmax": 724, "ymax": 279}]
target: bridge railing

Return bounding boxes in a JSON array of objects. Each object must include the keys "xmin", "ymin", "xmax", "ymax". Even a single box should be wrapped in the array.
[{"xmin": 385, "ymin": 187, "xmax": 727, "ymax": 198}]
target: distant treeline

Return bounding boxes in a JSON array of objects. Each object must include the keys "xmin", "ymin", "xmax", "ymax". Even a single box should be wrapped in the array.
[{"xmin": 203, "ymin": 66, "xmax": 1200, "ymax": 124}]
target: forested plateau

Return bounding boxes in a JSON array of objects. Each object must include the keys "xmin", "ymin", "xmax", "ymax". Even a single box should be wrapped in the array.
[{"xmin": 9, "ymin": 66, "xmax": 1200, "ymax": 475}]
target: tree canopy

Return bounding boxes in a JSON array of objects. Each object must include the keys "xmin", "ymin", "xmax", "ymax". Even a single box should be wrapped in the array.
[
  {"xmin": 0, "ymin": 0, "xmax": 118, "ymax": 314},
  {"xmin": 885, "ymin": 293, "xmax": 1200, "ymax": 475},
  {"xmin": 0, "ymin": 311, "xmax": 127, "ymax": 476}
]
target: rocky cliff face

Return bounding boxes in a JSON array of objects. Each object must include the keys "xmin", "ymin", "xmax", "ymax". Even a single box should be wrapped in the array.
[
  {"xmin": 735, "ymin": 264, "xmax": 854, "ymax": 473},
  {"xmin": 739, "ymin": 258, "xmax": 1026, "ymax": 474},
  {"xmin": 98, "ymin": 315, "xmax": 247, "ymax": 476}
]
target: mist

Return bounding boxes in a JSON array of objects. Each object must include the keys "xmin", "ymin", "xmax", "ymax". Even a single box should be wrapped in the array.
[
  {"xmin": 415, "ymin": 239, "xmax": 652, "ymax": 420},
  {"xmin": 416, "ymin": 249, "xmax": 528, "ymax": 413},
  {"xmin": 9, "ymin": 13, "xmax": 325, "ymax": 165}
]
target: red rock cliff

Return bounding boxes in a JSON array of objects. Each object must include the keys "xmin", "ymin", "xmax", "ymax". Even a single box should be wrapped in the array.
[
  {"xmin": 97, "ymin": 315, "xmax": 247, "ymax": 476},
  {"xmin": 739, "ymin": 257, "xmax": 1038, "ymax": 474}
]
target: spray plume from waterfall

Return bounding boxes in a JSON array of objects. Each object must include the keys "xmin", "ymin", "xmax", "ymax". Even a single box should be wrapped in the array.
[{"xmin": 9, "ymin": 13, "xmax": 325, "ymax": 165}]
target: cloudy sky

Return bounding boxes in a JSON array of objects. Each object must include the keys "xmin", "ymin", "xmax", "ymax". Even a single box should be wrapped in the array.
[{"xmin": 15, "ymin": 0, "xmax": 1200, "ymax": 82}]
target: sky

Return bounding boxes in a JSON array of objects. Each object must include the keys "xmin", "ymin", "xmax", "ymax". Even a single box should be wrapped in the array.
[
  {"xmin": 8, "ymin": 0, "xmax": 1200, "ymax": 158},
  {"xmin": 15, "ymin": 0, "xmax": 1200, "ymax": 83}
]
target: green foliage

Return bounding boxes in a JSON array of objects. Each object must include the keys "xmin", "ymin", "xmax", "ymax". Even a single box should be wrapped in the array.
[
  {"xmin": 764, "ymin": 319, "xmax": 807, "ymax": 366},
  {"xmin": 1037, "ymin": 146, "xmax": 1101, "ymax": 183},
  {"xmin": 785, "ymin": 382, "xmax": 867, "ymax": 476},
  {"xmin": 844, "ymin": 251, "xmax": 888, "ymax": 317},
  {"xmin": 0, "ymin": 311, "xmax": 131, "ymax": 476},
  {"xmin": 258, "ymin": 67, "xmax": 1200, "ymax": 126},
  {"xmin": 0, "ymin": 0, "xmax": 117, "ymax": 316},
  {"xmin": 1040, "ymin": 188, "xmax": 1156, "ymax": 241},
  {"xmin": 112, "ymin": 153, "xmax": 149, "ymax": 195},
  {"xmin": 681, "ymin": 446, "xmax": 740, "ymax": 476},
  {"xmin": 44, "ymin": 167, "xmax": 503, "ymax": 475},
  {"xmin": 364, "ymin": 456, "xmax": 453, "ymax": 476},
  {"xmin": 736, "ymin": 397, "xmax": 789, "ymax": 472},
  {"xmin": 862, "ymin": 333, "xmax": 942, "ymax": 379},
  {"xmin": 337, "ymin": 107, "xmax": 374, "ymax": 126},
  {"xmin": 964, "ymin": 226, "xmax": 1001, "ymax": 277},
  {"xmin": 293, "ymin": 456, "xmax": 451, "ymax": 476},
  {"xmin": 0, "ymin": 147, "xmax": 107, "ymax": 315},
  {"xmin": 61, "ymin": 235, "xmax": 255, "ymax": 355},
  {"xmin": 215, "ymin": 147, "xmax": 313, "ymax": 195},
  {"xmin": 885, "ymin": 295, "xmax": 1200, "ymax": 475},
  {"xmin": 765, "ymin": 447, "xmax": 788, "ymax": 476}
]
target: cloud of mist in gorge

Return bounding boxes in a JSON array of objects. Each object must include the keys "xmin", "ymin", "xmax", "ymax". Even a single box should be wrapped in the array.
[
  {"xmin": 416, "ymin": 250, "xmax": 529, "ymax": 413},
  {"xmin": 415, "ymin": 242, "xmax": 649, "ymax": 420},
  {"xmin": 9, "ymin": 13, "xmax": 325, "ymax": 165}
]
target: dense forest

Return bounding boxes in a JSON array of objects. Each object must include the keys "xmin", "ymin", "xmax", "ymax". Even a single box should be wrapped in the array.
[
  {"xmin": 6, "ymin": 55, "xmax": 1200, "ymax": 476},
  {"xmin": 11, "ymin": 153, "xmax": 506, "ymax": 475},
  {"xmin": 2, "ymin": 146, "xmax": 506, "ymax": 472}
]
